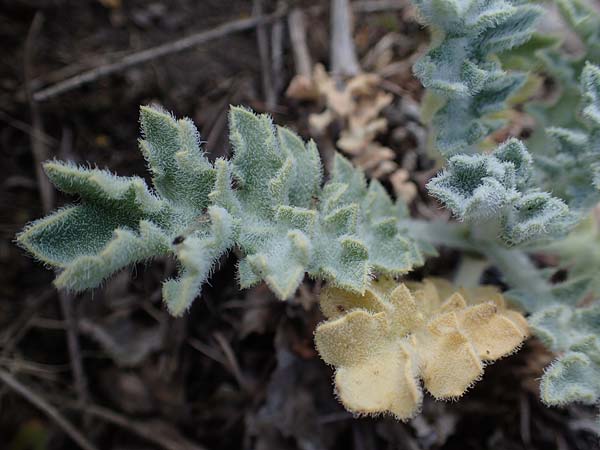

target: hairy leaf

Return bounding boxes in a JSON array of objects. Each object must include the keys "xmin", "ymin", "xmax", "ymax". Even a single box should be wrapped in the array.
[
  {"xmin": 427, "ymin": 138, "xmax": 570, "ymax": 244},
  {"xmin": 315, "ymin": 277, "xmax": 528, "ymax": 420},
  {"xmin": 411, "ymin": 0, "xmax": 542, "ymax": 154},
  {"xmin": 18, "ymin": 105, "xmax": 423, "ymax": 313}
]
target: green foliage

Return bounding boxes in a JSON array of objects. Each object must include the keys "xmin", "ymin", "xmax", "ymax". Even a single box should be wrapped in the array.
[
  {"xmin": 545, "ymin": 215, "xmax": 600, "ymax": 299},
  {"xmin": 426, "ymin": 138, "xmax": 571, "ymax": 244},
  {"xmin": 411, "ymin": 0, "xmax": 542, "ymax": 155},
  {"xmin": 15, "ymin": 0, "xmax": 600, "ymax": 429},
  {"xmin": 411, "ymin": 0, "xmax": 600, "ymax": 430},
  {"xmin": 504, "ymin": 0, "xmax": 600, "ymax": 162},
  {"xmin": 534, "ymin": 63, "xmax": 600, "ymax": 211},
  {"xmin": 18, "ymin": 105, "xmax": 422, "ymax": 315},
  {"xmin": 411, "ymin": 0, "xmax": 570, "ymax": 247},
  {"xmin": 212, "ymin": 108, "xmax": 423, "ymax": 298},
  {"xmin": 530, "ymin": 302, "xmax": 600, "ymax": 422}
]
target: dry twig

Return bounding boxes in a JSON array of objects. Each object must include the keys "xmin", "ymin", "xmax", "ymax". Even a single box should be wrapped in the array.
[
  {"xmin": 0, "ymin": 109, "xmax": 58, "ymax": 147},
  {"xmin": 270, "ymin": 10, "xmax": 286, "ymax": 99},
  {"xmin": 353, "ymin": 0, "xmax": 406, "ymax": 13},
  {"xmin": 33, "ymin": 9, "xmax": 287, "ymax": 101},
  {"xmin": 254, "ymin": 0, "xmax": 277, "ymax": 108},
  {"xmin": 288, "ymin": 8, "xmax": 312, "ymax": 79},
  {"xmin": 56, "ymin": 128, "xmax": 90, "ymax": 415},
  {"xmin": 26, "ymin": 18, "xmax": 91, "ymax": 418},
  {"xmin": 24, "ymin": 12, "xmax": 53, "ymax": 211},
  {"xmin": 0, "ymin": 369, "xmax": 100, "ymax": 450},
  {"xmin": 285, "ymin": 8, "xmax": 316, "ymax": 101},
  {"xmin": 74, "ymin": 403, "xmax": 208, "ymax": 450},
  {"xmin": 213, "ymin": 331, "xmax": 250, "ymax": 391},
  {"xmin": 330, "ymin": 0, "xmax": 361, "ymax": 76}
]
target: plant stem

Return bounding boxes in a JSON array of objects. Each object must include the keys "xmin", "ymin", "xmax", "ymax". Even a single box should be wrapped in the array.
[
  {"xmin": 483, "ymin": 244, "xmax": 549, "ymax": 294},
  {"xmin": 454, "ymin": 254, "xmax": 489, "ymax": 288},
  {"xmin": 404, "ymin": 218, "xmax": 553, "ymax": 309},
  {"xmin": 401, "ymin": 219, "xmax": 476, "ymax": 251}
]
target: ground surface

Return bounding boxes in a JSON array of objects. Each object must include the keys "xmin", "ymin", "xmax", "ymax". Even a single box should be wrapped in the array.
[{"xmin": 1, "ymin": 1, "xmax": 599, "ymax": 449}]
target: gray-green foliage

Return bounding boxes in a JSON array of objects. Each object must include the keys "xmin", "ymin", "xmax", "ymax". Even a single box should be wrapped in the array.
[
  {"xmin": 411, "ymin": 0, "xmax": 542, "ymax": 155},
  {"xmin": 504, "ymin": 0, "xmax": 600, "ymax": 167},
  {"xmin": 411, "ymin": 0, "xmax": 571, "ymax": 245},
  {"xmin": 537, "ymin": 0, "xmax": 600, "ymax": 130},
  {"xmin": 536, "ymin": 63, "xmax": 600, "ymax": 211},
  {"xmin": 427, "ymin": 138, "xmax": 571, "ymax": 245},
  {"xmin": 209, "ymin": 108, "xmax": 422, "ymax": 299},
  {"xmin": 524, "ymin": 63, "xmax": 600, "ymax": 423},
  {"xmin": 530, "ymin": 302, "xmax": 600, "ymax": 421},
  {"xmin": 545, "ymin": 216, "xmax": 600, "ymax": 299},
  {"xmin": 18, "ymin": 105, "xmax": 422, "ymax": 315},
  {"xmin": 411, "ymin": 0, "xmax": 600, "ymax": 428}
]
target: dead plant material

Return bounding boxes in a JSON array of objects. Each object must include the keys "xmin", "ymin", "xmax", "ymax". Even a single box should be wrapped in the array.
[{"xmin": 287, "ymin": 64, "xmax": 417, "ymax": 202}]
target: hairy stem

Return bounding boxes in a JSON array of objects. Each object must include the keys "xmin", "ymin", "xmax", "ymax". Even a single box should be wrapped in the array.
[
  {"xmin": 483, "ymin": 244, "xmax": 549, "ymax": 294},
  {"xmin": 401, "ymin": 219, "xmax": 475, "ymax": 251},
  {"xmin": 454, "ymin": 254, "xmax": 489, "ymax": 288}
]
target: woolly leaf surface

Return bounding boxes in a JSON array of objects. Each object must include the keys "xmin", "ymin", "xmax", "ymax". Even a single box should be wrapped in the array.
[
  {"xmin": 18, "ymin": 105, "xmax": 424, "ymax": 312},
  {"xmin": 315, "ymin": 278, "xmax": 528, "ymax": 420}
]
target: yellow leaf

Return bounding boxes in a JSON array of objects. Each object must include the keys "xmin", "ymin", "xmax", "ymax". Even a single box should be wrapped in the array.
[
  {"xmin": 335, "ymin": 341, "xmax": 422, "ymax": 420},
  {"xmin": 315, "ymin": 310, "xmax": 389, "ymax": 366},
  {"xmin": 314, "ymin": 277, "xmax": 529, "ymax": 420}
]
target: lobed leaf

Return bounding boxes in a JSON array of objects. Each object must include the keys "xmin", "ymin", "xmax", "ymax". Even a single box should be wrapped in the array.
[
  {"xmin": 533, "ymin": 63, "xmax": 600, "ymax": 212},
  {"xmin": 530, "ymin": 303, "xmax": 600, "ymax": 410},
  {"xmin": 315, "ymin": 278, "xmax": 528, "ymax": 420},
  {"xmin": 18, "ymin": 105, "xmax": 424, "ymax": 311},
  {"xmin": 411, "ymin": 0, "xmax": 541, "ymax": 153},
  {"xmin": 427, "ymin": 138, "xmax": 570, "ymax": 244}
]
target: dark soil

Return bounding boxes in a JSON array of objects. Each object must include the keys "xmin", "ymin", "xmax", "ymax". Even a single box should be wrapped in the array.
[{"xmin": 1, "ymin": 1, "xmax": 598, "ymax": 449}]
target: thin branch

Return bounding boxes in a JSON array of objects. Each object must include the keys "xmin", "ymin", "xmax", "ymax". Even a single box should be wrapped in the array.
[
  {"xmin": 270, "ymin": 12, "xmax": 285, "ymax": 98},
  {"xmin": 0, "ymin": 109, "xmax": 58, "ymax": 146},
  {"xmin": 56, "ymin": 129, "xmax": 89, "ymax": 414},
  {"xmin": 33, "ymin": 9, "xmax": 287, "ymax": 102},
  {"xmin": 27, "ymin": 24, "xmax": 92, "ymax": 421},
  {"xmin": 59, "ymin": 291, "xmax": 89, "ymax": 409},
  {"xmin": 0, "ymin": 288, "xmax": 56, "ymax": 354},
  {"xmin": 213, "ymin": 332, "xmax": 250, "ymax": 392},
  {"xmin": 520, "ymin": 393, "xmax": 532, "ymax": 446},
  {"xmin": 254, "ymin": 0, "xmax": 277, "ymax": 108},
  {"xmin": 352, "ymin": 0, "xmax": 406, "ymax": 13},
  {"xmin": 24, "ymin": 12, "xmax": 54, "ymax": 212},
  {"xmin": 0, "ymin": 369, "xmax": 100, "ymax": 450},
  {"xmin": 74, "ymin": 403, "xmax": 208, "ymax": 450},
  {"xmin": 330, "ymin": 0, "xmax": 361, "ymax": 76},
  {"xmin": 287, "ymin": 8, "xmax": 313, "ymax": 78}
]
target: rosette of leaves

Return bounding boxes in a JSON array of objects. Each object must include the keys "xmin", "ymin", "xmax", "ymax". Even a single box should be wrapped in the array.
[
  {"xmin": 426, "ymin": 138, "xmax": 571, "ymax": 245},
  {"xmin": 529, "ymin": 301, "xmax": 600, "ymax": 427},
  {"xmin": 315, "ymin": 277, "xmax": 528, "ymax": 420},
  {"xmin": 410, "ymin": 0, "xmax": 543, "ymax": 155},
  {"xmin": 17, "ymin": 105, "xmax": 423, "ymax": 315}
]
